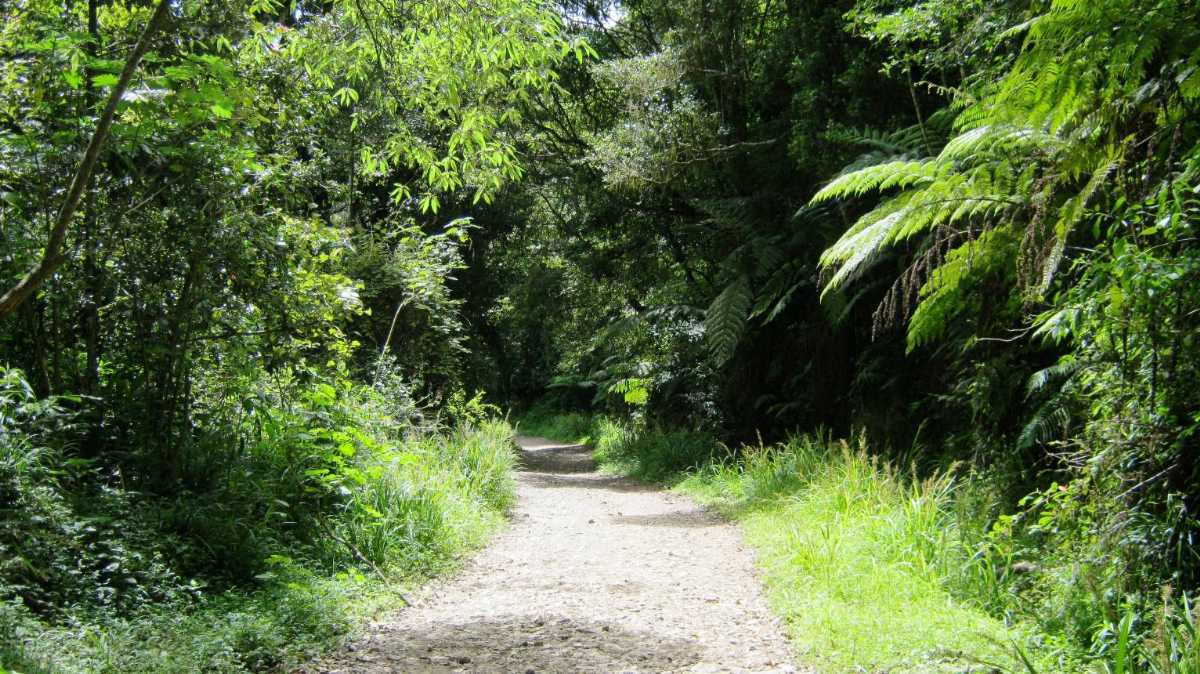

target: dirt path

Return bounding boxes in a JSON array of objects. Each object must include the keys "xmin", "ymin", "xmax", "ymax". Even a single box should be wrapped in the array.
[{"xmin": 316, "ymin": 436, "xmax": 796, "ymax": 673}]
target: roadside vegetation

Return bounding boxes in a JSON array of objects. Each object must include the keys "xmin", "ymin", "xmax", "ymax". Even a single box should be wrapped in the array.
[
  {"xmin": 1, "ymin": 365, "xmax": 518, "ymax": 672},
  {"xmin": 0, "ymin": 0, "xmax": 572, "ymax": 670},
  {"xmin": 515, "ymin": 405, "xmax": 594, "ymax": 446}
]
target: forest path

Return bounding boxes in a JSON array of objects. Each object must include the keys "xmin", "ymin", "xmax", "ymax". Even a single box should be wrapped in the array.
[{"xmin": 315, "ymin": 435, "xmax": 796, "ymax": 673}]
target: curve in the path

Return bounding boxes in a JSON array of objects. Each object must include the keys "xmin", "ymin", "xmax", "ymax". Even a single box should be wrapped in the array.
[{"xmin": 315, "ymin": 436, "xmax": 796, "ymax": 674}]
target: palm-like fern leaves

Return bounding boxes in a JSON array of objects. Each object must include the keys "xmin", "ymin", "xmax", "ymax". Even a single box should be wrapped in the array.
[
  {"xmin": 705, "ymin": 275, "xmax": 752, "ymax": 365},
  {"xmin": 814, "ymin": 149, "xmax": 1026, "ymax": 308},
  {"xmin": 811, "ymin": 0, "xmax": 1200, "ymax": 349},
  {"xmin": 906, "ymin": 228, "xmax": 1018, "ymax": 351},
  {"xmin": 1018, "ymin": 359, "xmax": 1083, "ymax": 450}
]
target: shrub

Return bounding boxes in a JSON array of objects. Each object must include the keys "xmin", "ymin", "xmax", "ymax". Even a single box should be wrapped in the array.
[{"xmin": 517, "ymin": 403, "xmax": 594, "ymax": 444}]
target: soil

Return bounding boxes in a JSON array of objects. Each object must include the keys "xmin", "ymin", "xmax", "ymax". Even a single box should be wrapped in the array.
[{"xmin": 312, "ymin": 436, "xmax": 797, "ymax": 673}]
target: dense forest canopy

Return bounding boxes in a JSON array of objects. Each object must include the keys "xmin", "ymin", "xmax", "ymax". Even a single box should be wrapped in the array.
[{"xmin": 2, "ymin": 0, "xmax": 1200, "ymax": 671}]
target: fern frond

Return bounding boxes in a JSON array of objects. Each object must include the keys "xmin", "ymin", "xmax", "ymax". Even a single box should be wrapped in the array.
[
  {"xmin": 1018, "ymin": 397, "xmax": 1073, "ymax": 450},
  {"xmin": 811, "ymin": 159, "xmax": 943, "ymax": 203},
  {"xmin": 1026, "ymin": 359, "xmax": 1081, "ymax": 397},
  {"xmin": 939, "ymin": 125, "xmax": 1055, "ymax": 162},
  {"xmin": 819, "ymin": 205, "xmax": 912, "ymax": 296},
  {"xmin": 826, "ymin": 122, "xmax": 940, "ymax": 157},
  {"xmin": 906, "ymin": 229, "xmax": 1018, "ymax": 351},
  {"xmin": 750, "ymin": 261, "xmax": 807, "ymax": 324},
  {"xmin": 705, "ymin": 275, "xmax": 752, "ymax": 365},
  {"xmin": 1037, "ymin": 155, "xmax": 1119, "ymax": 291}
]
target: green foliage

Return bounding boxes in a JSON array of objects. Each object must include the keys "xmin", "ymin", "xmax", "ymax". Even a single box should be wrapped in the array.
[
  {"xmin": 585, "ymin": 48, "xmax": 719, "ymax": 190},
  {"xmin": 907, "ymin": 228, "xmax": 1019, "ymax": 351},
  {"xmin": 0, "ymin": 0, "xmax": 567, "ymax": 666},
  {"xmin": 816, "ymin": 0, "xmax": 1200, "ymax": 349},
  {"xmin": 705, "ymin": 276, "xmax": 752, "ymax": 365},
  {"xmin": 442, "ymin": 390, "xmax": 502, "ymax": 429},
  {"xmin": 0, "ymin": 368, "xmax": 189, "ymax": 616},
  {"xmin": 280, "ymin": 0, "xmax": 584, "ymax": 210},
  {"xmin": 2, "ymin": 562, "xmax": 399, "ymax": 673},
  {"xmin": 0, "ymin": 361, "xmax": 519, "ymax": 671},
  {"xmin": 516, "ymin": 404, "xmax": 595, "ymax": 445},
  {"xmin": 608, "ymin": 377, "xmax": 651, "ymax": 407}
]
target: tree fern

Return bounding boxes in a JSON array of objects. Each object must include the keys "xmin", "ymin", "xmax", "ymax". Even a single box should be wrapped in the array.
[
  {"xmin": 1018, "ymin": 358, "xmax": 1083, "ymax": 450},
  {"xmin": 813, "ymin": 0, "xmax": 1200, "ymax": 349},
  {"xmin": 1018, "ymin": 397, "xmax": 1074, "ymax": 450},
  {"xmin": 906, "ymin": 228, "xmax": 1018, "ymax": 351},
  {"xmin": 812, "ymin": 159, "xmax": 943, "ymax": 203},
  {"xmin": 816, "ymin": 154, "xmax": 1025, "ymax": 302}
]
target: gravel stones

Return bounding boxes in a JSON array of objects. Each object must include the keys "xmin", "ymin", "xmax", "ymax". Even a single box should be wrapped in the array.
[{"xmin": 309, "ymin": 436, "xmax": 798, "ymax": 674}]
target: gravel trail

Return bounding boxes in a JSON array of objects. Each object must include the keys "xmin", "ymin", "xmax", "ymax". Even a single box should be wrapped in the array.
[{"xmin": 315, "ymin": 435, "xmax": 796, "ymax": 673}]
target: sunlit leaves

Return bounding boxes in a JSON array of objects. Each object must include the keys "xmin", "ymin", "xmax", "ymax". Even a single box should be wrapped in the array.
[
  {"xmin": 272, "ymin": 0, "xmax": 580, "ymax": 213},
  {"xmin": 584, "ymin": 48, "xmax": 719, "ymax": 190},
  {"xmin": 814, "ymin": 0, "xmax": 1200, "ymax": 350}
]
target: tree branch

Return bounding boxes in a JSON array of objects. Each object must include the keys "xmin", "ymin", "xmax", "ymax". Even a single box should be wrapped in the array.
[{"xmin": 0, "ymin": 0, "xmax": 171, "ymax": 318}]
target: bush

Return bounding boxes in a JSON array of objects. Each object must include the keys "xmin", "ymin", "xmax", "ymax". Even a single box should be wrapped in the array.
[{"xmin": 0, "ymin": 368, "xmax": 193, "ymax": 617}]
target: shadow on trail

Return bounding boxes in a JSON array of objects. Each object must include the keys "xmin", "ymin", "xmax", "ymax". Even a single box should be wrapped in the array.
[
  {"xmin": 350, "ymin": 614, "xmax": 703, "ymax": 673},
  {"xmin": 520, "ymin": 471, "xmax": 658, "ymax": 494},
  {"xmin": 517, "ymin": 442, "xmax": 596, "ymax": 474},
  {"xmin": 516, "ymin": 440, "xmax": 660, "ymax": 494},
  {"xmin": 611, "ymin": 510, "xmax": 722, "ymax": 529}
]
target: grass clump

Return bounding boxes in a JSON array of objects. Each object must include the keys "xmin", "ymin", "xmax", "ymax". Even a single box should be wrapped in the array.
[{"xmin": 591, "ymin": 418, "xmax": 719, "ymax": 482}]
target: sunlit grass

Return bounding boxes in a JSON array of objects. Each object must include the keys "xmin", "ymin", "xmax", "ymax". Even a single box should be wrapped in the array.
[
  {"xmin": 678, "ymin": 437, "xmax": 1015, "ymax": 672},
  {"xmin": 560, "ymin": 412, "xmax": 1022, "ymax": 670}
]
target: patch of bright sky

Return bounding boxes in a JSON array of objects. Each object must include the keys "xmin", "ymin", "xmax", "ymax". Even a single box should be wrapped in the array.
[{"xmin": 562, "ymin": 1, "xmax": 626, "ymax": 29}]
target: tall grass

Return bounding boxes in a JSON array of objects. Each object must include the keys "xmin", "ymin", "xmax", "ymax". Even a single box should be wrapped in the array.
[
  {"xmin": 591, "ymin": 417, "xmax": 719, "ymax": 482},
  {"xmin": 677, "ymin": 435, "xmax": 1021, "ymax": 673},
  {"xmin": 329, "ymin": 421, "xmax": 516, "ymax": 573}
]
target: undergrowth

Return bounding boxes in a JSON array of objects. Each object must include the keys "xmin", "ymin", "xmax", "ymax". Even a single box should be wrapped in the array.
[
  {"xmin": 0, "ymin": 367, "xmax": 517, "ymax": 672},
  {"xmin": 516, "ymin": 403, "xmax": 594, "ymax": 445},
  {"xmin": 590, "ymin": 418, "xmax": 718, "ymax": 483},
  {"xmin": 677, "ymin": 436, "xmax": 1036, "ymax": 673}
]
